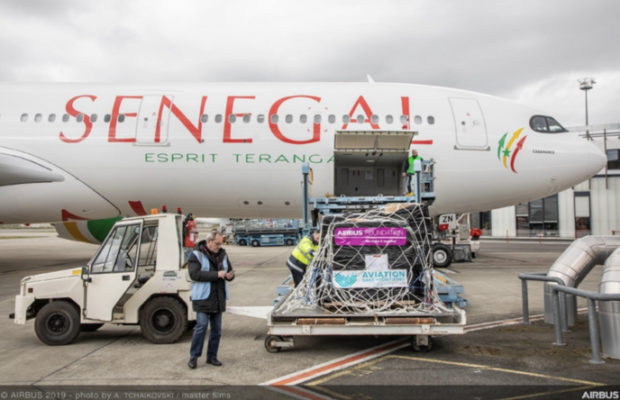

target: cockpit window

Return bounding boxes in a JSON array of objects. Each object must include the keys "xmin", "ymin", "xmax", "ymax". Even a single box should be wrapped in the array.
[{"xmin": 530, "ymin": 115, "xmax": 568, "ymax": 133}]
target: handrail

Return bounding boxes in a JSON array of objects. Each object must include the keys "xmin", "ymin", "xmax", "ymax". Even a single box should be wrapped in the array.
[
  {"xmin": 550, "ymin": 285, "xmax": 620, "ymax": 364},
  {"xmin": 518, "ymin": 272, "xmax": 567, "ymax": 330}
]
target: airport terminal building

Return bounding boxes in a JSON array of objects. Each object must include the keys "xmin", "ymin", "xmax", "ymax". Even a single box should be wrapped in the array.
[{"xmin": 474, "ymin": 125, "xmax": 620, "ymax": 239}]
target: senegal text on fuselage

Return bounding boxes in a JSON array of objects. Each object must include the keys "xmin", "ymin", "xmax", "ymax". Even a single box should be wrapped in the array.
[{"xmin": 58, "ymin": 94, "xmax": 413, "ymax": 144}]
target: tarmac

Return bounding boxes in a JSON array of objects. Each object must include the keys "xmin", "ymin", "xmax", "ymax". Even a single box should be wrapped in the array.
[{"xmin": 0, "ymin": 227, "xmax": 619, "ymax": 399}]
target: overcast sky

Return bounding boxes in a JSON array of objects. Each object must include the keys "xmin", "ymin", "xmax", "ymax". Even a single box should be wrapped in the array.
[{"xmin": 0, "ymin": 0, "xmax": 618, "ymax": 127}]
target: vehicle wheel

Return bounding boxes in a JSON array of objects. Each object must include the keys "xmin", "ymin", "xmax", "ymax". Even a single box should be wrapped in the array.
[
  {"xmin": 285, "ymin": 239, "xmax": 294, "ymax": 246},
  {"xmin": 411, "ymin": 336, "xmax": 433, "ymax": 352},
  {"xmin": 238, "ymin": 239, "xmax": 247, "ymax": 246},
  {"xmin": 80, "ymin": 323, "xmax": 104, "ymax": 332},
  {"xmin": 251, "ymin": 240, "xmax": 260, "ymax": 247},
  {"xmin": 34, "ymin": 301, "xmax": 81, "ymax": 346},
  {"xmin": 432, "ymin": 243, "xmax": 452, "ymax": 268},
  {"xmin": 264, "ymin": 335, "xmax": 282, "ymax": 353},
  {"xmin": 139, "ymin": 297, "xmax": 187, "ymax": 344}
]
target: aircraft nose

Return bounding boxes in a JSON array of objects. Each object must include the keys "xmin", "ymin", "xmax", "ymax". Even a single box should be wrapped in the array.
[{"xmin": 577, "ymin": 140, "xmax": 607, "ymax": 177}]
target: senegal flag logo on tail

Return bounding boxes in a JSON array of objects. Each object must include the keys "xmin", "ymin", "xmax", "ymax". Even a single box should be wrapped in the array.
[{"xmin": 497, "ymin": 128, "xmax": 527, "ymax": 173}]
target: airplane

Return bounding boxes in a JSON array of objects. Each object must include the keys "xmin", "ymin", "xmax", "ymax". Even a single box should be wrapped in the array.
[{"xmin": 0, "ymin": 81, "xmax": 607, "ymax": 243}]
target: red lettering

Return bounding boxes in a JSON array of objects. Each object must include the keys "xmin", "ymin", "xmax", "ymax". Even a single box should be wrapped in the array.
[
  {"xmin": 109, "ymin": 96, "xmax": 141, "ymax": 142},
  {"xmin": 401, "ymin": 96, "xmax": 411, "ymax": 130},
  {"xmin": 269, "ymin": 95, "xmax": 322, "ymax": 144},
  {"xmin": 224, "ymin": 96, "xmax": 255, "ymax": 143},
  {"xmin": 157, "ymin": 96, "xmax": 207, "ymax": 143},
  {"xmin": 342, "ymin": 96, "xmax": 379, "ymax": 130},
  {"xmin": 59, "ymin": 95, "xmax": 96, "ymax": 143}
]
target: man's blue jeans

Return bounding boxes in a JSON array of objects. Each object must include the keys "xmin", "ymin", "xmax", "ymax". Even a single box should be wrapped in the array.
[{"xmin": 189, "ymin": 311, "xmax": 222, "ymax": 360}]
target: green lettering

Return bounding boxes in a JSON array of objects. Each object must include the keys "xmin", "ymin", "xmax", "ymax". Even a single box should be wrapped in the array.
[
  {"xmin": 308, "ymin": 154, "xmax": 323, "ymax": 163},
  {"xmin": 157, "ymin": 153, "xmax": 168, "ymax": 163},
  {"xmin": 327, "ymin": 155, "xmax": 334, "ymax": 163},
  {"xmin": 245, "ymin": 153, "xmax": 255, "ymax": 163},
  {"xmin": 186, "ymin": 153, "xmax": 199, "ymax": 163},
  {"xmin": 259, "ymin": 154, "xmax": 272, "ymax": 163},
  {"xmin": 233, "ymin": 154, "xmax": 241, "ymax": 163},
  {"xmin": 145, "ymin": 153, "xmax": 155, "ymax": 163},
  {"xmin": 274, "ymin": 154, "xmax": 290, "ymax": 163},
  {"xmin": 171, "ymin": 153, "xmax": 183, "ymax": 162},
  {"xmin": 292, "ymin": 154, "xmax": 306, "ymax": 163}
]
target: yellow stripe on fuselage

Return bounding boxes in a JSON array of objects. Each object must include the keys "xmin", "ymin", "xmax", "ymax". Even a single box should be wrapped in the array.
[{"xmin": 502, "ymin": 127, "xmax": 524, "ymax": 168}]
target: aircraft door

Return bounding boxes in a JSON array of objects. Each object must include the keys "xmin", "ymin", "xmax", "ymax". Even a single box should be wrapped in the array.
[
  {"xmin": 136, "ymin": 95, "xmax": 171, "ymax": 145},
  {"xmin": 83, "ymin": 222, "xmax": 142, "ymax": 321},
  {"xmin": 449, "ymin": 97, "xmax": 489, "ymax": 150}
]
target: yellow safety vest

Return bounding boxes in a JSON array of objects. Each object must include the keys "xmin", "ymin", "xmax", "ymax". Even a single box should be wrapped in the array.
[{"xmin": 291, "ymin": 236, "xmax": 318, "ymax": 266}]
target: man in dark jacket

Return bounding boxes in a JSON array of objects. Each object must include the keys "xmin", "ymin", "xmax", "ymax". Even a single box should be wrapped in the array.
[{"xmin": 187, "ymin": 231, "xmax": 234, "ymax": 369}]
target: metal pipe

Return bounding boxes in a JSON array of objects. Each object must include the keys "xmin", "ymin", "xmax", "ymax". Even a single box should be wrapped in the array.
[
  {"xmin": 544, "ymin": 236, "xmax": 620, "ymax": 324},
  {"xmin": 599, "ymin": 247, "xmax": 620, "ymax": 359}
]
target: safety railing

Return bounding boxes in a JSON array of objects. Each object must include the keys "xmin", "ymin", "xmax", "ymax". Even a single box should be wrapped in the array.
[
  {"xmin": 550, "ymin": 285, "xmax": 620, "ymax": 364},
  {"xmin": 518, "ymin": 272, "xmax": 568, "ymax": 331}
]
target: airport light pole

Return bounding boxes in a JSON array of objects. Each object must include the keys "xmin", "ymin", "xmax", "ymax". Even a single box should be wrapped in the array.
[{"xmin": 578, "ymin": 77, "xmax": 596, "ymax": 127}]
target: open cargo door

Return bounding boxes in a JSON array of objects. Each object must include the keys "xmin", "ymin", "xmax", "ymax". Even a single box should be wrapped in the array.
[{"xmin": 334, "ymin": 131, "xmax": 416, "ymax": 196}]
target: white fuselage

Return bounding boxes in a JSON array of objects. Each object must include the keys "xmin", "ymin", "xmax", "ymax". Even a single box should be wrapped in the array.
[{"xmin": 0, "ymin": 82, "xmax": 606, "ymax": 225}]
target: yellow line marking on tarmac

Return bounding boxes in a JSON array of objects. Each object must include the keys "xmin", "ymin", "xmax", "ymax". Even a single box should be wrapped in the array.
[
  {"xmin": 387, "ymin": 355, "xmax": 604, "ymax": 386},
  {"xmin": 309, "ymin": 354, "xmax": 604, "ymax": 387}
]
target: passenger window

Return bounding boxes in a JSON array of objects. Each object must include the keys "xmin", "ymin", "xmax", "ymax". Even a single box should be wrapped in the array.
[
  {"xmin": 34, "ymin": 113, "xmax": 42, "ymax": 123},
  {"xmin": 386, "ymin": 115, "xmax": 394, "ymax": 124},
  {"xmin": 285, "ymin": 114, "xmax": 293, "ymax": 123},
  {"xmin": 427, "ymin": 116, "xmax": 435, "ymax": 125},
  {"xmin": 91, "ymin": 114, "xmax": 97, "ymax": 123},
  {"xmin": 414, "ymin": 115, "xmax": 422, "ymax": 125},
  {"xmin": 48, "ymin": 114, "xmax": 56, "ymax": 123},
  {"xmin": 400, "ymin": 115, "xmax": 408, "ymax": 124},
  {"xmin": 104, "ymin": 114, "xmax": 111, "ymax": 123},
  {"xmin": 91, "ymin": 224, "xmax": 141, "ymax": 273},
  {"xmin": 257, "ymin": 114, "xmax": 265, "ymax": 123},
  {"xmin": 76, "ymin": 113, "xmax": 84, "ymax": 123},
  {"xmin": 271, "ymin": 114, "xmax": 279, "ymax": 123},
  {"xmin": 243, "ymin": 114, "xmax": 250, "ymax": 123},
  {"xmin": 328, "ymin": 114, "xmax": 336, "ymax": 124},
  {"xmin": 342, "ymin": 115, "xmax": 350, "ymax": 124},
  {"xmin": 356, "ymin": 114, "xmax": 364, "ymax": 123},
  {"xmin": 201, "ymin": 114, "xmax": 208, "ymax": 123},
  {"xmin": 314, "ymin": 114, "xmax": 322, "ymax": 124},
  {"xmin": 371, "ymin": 114, "xmax": 379, "ymax": 124},
  {"xmin": 118, "ymin": 114, "xmax": 125, "ymax": 123},
  {"xmin": 215, "ymin": 114, "xmax": 223, "ymax": 123},
  {"xmin": 229, "ymin": 114, "xmax": 236, "ymax": 123},
  {"xmin": 300, "ymin": 114, "xmax": 307, "ymax": 123},
  {"xmin": 20, "ymin": 113, "xmax": 28, "ymax": 122},
  {"xmin": 62, "ymin": 114, "xmax": 70, "ymax": 122}
]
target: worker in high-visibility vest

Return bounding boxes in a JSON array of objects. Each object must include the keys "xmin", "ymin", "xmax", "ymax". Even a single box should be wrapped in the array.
[
  {"xmin": 401, "ymin": 148, "xmax": 422, "ymax": 195},
  {"xmin": 286, "ymin": 229, "xmax": 321, "ymax": 287}
]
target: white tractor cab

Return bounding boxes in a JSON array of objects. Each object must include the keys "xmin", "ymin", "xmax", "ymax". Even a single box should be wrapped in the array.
[
  {"xmin": 12, "ymin": 214, "xmax": 195, "ymax": 345},
  {"xmin": 432, "ymin": 213, "xmax": 481, "ymax": 268}
]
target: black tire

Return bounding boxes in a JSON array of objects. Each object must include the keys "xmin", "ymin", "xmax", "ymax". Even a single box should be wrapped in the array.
[
  {"xmin": 285, "ymin": 239, "xmax": 294, "ymax": 246},
  {"xmin": 238, "ymin": 239, "xmax": 247, "ymax": 246},
  {"xmin": 412, "ymin": 336, "xmax": 433, "ymax": 352},
  {"xmin": 34, "ymin": 301, "xmax": 81, "ymax": 346},
  {"xmin": 80, "ymin": 323, "xmax": 104, "ymax": 332},
  {"xmin": 432, "ymin": 243, "xmax": 452, "ymax": 268},
  {"xmin": 251, "ymin": 239, "xmax": 260, "ymax": 247},
  {"xmin": 264, "ymin": 335, "xmax": 282, "ymax": 353},
  {"xmin": 139, "ymin": 297, "xmax": 187, "ymax": 344}
]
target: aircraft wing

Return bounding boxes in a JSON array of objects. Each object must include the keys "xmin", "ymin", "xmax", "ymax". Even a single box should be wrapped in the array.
[{"xmin": 0, "ymin": 153, "xmax": 64, "ymax": 186}]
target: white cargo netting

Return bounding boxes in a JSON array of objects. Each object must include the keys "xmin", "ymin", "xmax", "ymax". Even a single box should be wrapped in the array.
[{"xmin": 275, "ymin": 203, "xmax": 452, "ymax": 317}]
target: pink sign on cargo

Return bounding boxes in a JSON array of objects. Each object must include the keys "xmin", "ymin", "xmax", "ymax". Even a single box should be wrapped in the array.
[{"xmin": 334, "ymin": 227, "xmax": 407, "ymax": 246}]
